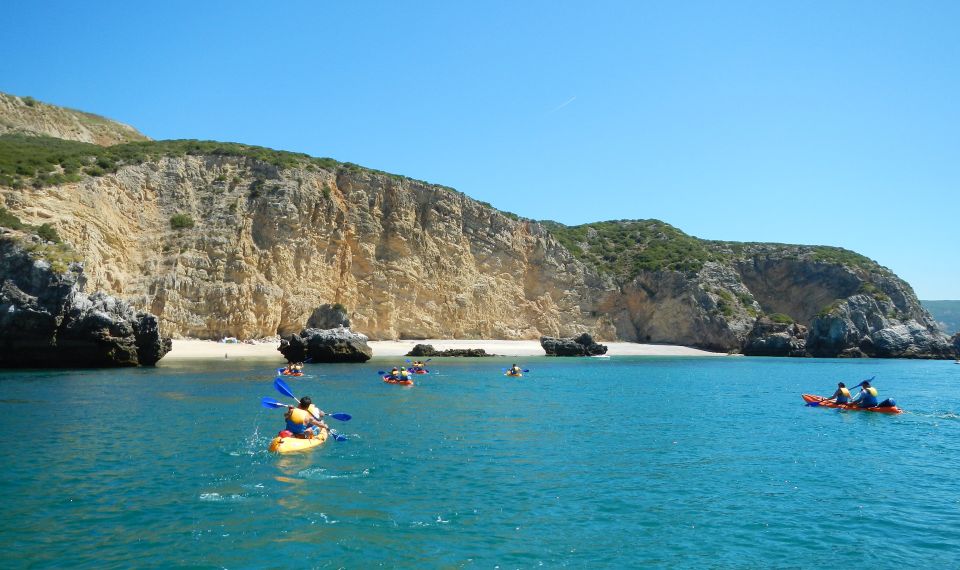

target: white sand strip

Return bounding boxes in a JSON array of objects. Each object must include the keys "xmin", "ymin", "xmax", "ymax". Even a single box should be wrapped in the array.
[{"xmin": 164, "ymin": 338, "xmax": 725, "ymax": 360}]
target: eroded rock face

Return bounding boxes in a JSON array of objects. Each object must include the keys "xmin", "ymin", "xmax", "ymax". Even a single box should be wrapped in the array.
[
  {"xmin": 807, "ymin": 294, "xmax": 953, "ymax": 359},
  {"xmin": 1, "ymin": 156, "xmax": 616, "ymax": 341},
  {"xmin": 0, "ymin": 234, "xmax": 171, "ymax": 367},
  {"xmin": 0, "ymin": 151, "xmax": 950, "ymax": 359},
  {"xmin": 540, "ymin": 333, "xmax": 608, "ymax": 356},
  {"xmin": 743, "ymin": 317, "xmax": 808, "ymax": 357},
  {"xmin": 307, "ymin": 304, "xmax": 350, "ymax": 329},
  {"xmin": 278, "ymin": 327, "xmax": 372, "ymax": 363}
]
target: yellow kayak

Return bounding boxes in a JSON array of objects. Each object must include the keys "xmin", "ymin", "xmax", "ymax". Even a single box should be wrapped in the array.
[{"xmin": 268, "ymin": 428, "xmax": 329, "ymax": 454}]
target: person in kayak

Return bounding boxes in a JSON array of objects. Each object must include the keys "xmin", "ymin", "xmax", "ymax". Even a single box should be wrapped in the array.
[
  {"xmin": 398, "ymin": 367, "xmax": 411, "ymax": 381},
  {"xmin": 828, "ymin": 382, "xmax": 851, "ymax": 405},
  {"xmin": 284, "ymin": 396, "xmax": 328, "ymax": 438},
  {"xmin": 850, "ymin": 380, "xmax": 879, "ymax": 409},
  {"xmin": 508, "ymin": 364, "xmax": 523, "ymax": 376},
  {"xmin": 387, "ymin": 367, "xmax": 400, "ymax": 380}
]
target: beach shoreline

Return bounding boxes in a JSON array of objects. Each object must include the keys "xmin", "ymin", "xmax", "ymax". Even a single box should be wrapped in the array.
[{"xmin": 164, "ymin": 338, "xmax": 728, "ymax": 360}]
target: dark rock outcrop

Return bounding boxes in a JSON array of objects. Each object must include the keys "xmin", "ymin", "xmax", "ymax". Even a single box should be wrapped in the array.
[
  {"xmin": 306, "ymin": 303, "xmax": 351, "ymax": 330},
  {"xmin": 743, "ymin": 318, "xmax": 808, "ymax": 357},
  {"xmin": 279, "ymin": 327, "xmax": 372, "ymax": 363},
  {"xmin": 951, "ymin": 333, "xmax": 960, "ymax": 357},
  {"xmin": 540, "ymin": 333, "xmax": 608, "ymax": 356},
  {"xmin": 806, "ymin": 294, "xmax": 953, "ymax": 359},
  {"xmin": 406, "ymin": 343, "xmax": 495, "ymax": 357},
  {"xmin": 0, "ymin": 233, "xmax": 171, "ymax": 367}
]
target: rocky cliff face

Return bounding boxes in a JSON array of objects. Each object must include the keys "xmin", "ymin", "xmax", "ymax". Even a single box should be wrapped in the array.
[
  {"xmin": 1, "ymin": 155, "xmax": 617, "ymax": 341},
  {"xmin": 0, "ymin": 96, "xmax": 951, "ymax": 358},
  {"xmin": 0, "ymin": 231, "xmax": 171, "ymax": 367},
  {"xmin": 0, "ymin": 92, "xmax": 149, "ymax": 146}
]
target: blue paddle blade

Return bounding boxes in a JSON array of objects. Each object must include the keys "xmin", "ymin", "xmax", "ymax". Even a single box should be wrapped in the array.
[
  {"xmin": 377, "ymin": 371, "xmax": 386, "ymax": 375},
  {"xmin": 329, "ymin": 412, "xmax": 352, "ymax": 421},
  {"xmin": 329, "ymin": 429, "xmax": 347, "ymax": 441},
  {"xmin": 274, "ymin": 377, "xmax": 296, "ymax": 400},
  {"xmin": 261, "ymin": 397, "xmax": 286, "ymax": 409},
  {"xmin": 523, "ymin": 369, "xmax": 530, "ymax": 373}
]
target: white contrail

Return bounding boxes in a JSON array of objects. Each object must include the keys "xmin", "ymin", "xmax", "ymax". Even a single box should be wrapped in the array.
[{"xmin": 551, "ymin": 96, "xmax": 577, "ymax": 112}]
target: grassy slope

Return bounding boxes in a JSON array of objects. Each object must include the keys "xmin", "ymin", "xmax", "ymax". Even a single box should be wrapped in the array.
[{"xmin": 541, "ymin": 219, "xmax": 889, "ymax": 279}]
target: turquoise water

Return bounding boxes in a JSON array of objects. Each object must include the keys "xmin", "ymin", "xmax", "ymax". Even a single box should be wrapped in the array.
[{"xmin": 1, "ymin": 357, "xmax": 959, "ymax": 568}]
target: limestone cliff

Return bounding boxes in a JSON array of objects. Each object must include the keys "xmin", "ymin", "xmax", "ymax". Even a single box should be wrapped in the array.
[
  {"xmin": 1, "ymin": 152, "xmax": 616, "ymax": 340},
  {"xmin": 0, "ymin": 96, "xmax": 952, "ymax": 358},
  {"xmin": 0, "ymin": 92, "xmax": 148, "ymax": 146}
]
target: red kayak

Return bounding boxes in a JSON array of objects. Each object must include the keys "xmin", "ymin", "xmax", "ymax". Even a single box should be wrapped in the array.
[
  {"xmin": 802, "ymin": 394, "xmax": 903, "ymax": 414},
  {"xmin": 383, "ymin": 376, "xmax": 414, "ymax": 386},
  {"xmin": 412, "ymin": 369, "xmax": 429, "ymax": 375}
]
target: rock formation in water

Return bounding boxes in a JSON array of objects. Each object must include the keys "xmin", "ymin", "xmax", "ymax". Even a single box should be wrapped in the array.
[
  {"xmin": 278, "ymin": 327, "xmax": 372, "ymax": 363},
  {"xmin": 541, "ymin": 333, "xmax": 609, "ymax": 356},
  {"xmin": 406, "ymin": 344, "xmax": 494, "ymax": 357},
  {"xmin": 0, "ymin": 231, "xmax": 171, "ymax": 367},
  {"xmin": 0, "ymin": 93, "xmax": 953, "ymax": 359}
]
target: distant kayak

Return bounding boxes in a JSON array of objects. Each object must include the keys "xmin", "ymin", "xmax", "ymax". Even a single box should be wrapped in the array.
[
  {"xmin": 412, "ymin": 369, "xmax": 429, "ymax": 375},
  {"xmin": 504, "ymin": 372, "xmax": 523, "ymax": 378},
  {"xmin": 802, "ymin": 394, "xmax": 903, "ymax": 414},
  {"xmin": 276, "ymin": 368, "xmax": 303, "ymax": 377},
  {"xmin": 268, "ymin": 428, "xmax": 329, "ymax": 453},
  {"xmin": 383, "ymin": 376, "xmax": 414, "ymax": 386}
]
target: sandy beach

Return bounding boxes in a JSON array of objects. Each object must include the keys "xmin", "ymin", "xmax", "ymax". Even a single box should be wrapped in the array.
[{"xmin": 164, "ymin": 338, "xmax": 726, "ymax": 360}]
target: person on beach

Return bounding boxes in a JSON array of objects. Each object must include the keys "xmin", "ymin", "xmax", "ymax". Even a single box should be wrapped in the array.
[
  {"xmin": 828, "ymin": 382, "xmax": 851, "ymax": 405},
  {"xmin": 284, "ymin": 396, "xmax": 328, "ymax": 438},
  {"xmin": 850, "ymin": 380, "xmax": 879, "ymax": 409}
]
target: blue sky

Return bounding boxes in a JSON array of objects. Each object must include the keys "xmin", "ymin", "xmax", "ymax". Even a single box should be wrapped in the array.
[{"xmin": 2, "ymin": 1, "xmax": 958, "ymax": 298}]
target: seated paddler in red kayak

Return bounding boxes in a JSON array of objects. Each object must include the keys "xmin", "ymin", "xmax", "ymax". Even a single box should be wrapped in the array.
[
  {"xmin": 827, "ymin": 382, "xmax": 852, "ymax": 405},
  {"xmin": 850, "ymin": 380, "xmax": 880, "ymax": 408}
]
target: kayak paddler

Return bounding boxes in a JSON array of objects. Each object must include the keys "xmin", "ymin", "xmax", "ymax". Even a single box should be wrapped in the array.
[
  {"xmin": 851, "ymin": 380, "xmax": 879, "ymax": 409},
  {"xmin": 509, "ymin": 364, "xmax": 522, "ymax": 375},
  {"xmin": 284, "ymin": 396, "xmax": 328, "ymax": 438},
  {"xmin": 828, "ymin": 382, "xmax": 851, "ymax": 405},
  {"xmin": 387, "ymin": 367, "xmax": 400, "ymax": 380}
]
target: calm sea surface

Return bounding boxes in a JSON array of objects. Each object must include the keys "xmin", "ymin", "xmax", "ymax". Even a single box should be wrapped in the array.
[{"xmin": 1, "ymin": 356, "xmax": 958, "ymax": 568}]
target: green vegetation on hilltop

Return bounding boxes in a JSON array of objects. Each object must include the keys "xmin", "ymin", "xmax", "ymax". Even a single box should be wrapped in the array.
[
  {"xmin": 541, "ymin": 219, "xmax": 721, "ymax": 277},
  {"xmin": 0, "ymin": 134, "xmax": 458, "ymax": 191},
  {"xmin": 540, "ymin": 219, "xmax": 894, "ymax": 281},
  {"xmin": 0, "ymin": 134, "xmax": 345, "ymax": 188}
]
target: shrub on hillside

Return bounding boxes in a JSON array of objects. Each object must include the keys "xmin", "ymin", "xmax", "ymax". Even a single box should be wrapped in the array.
[{"xmin": 170, "ymin": 213, "xmax": 194, "ymax": 230}]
